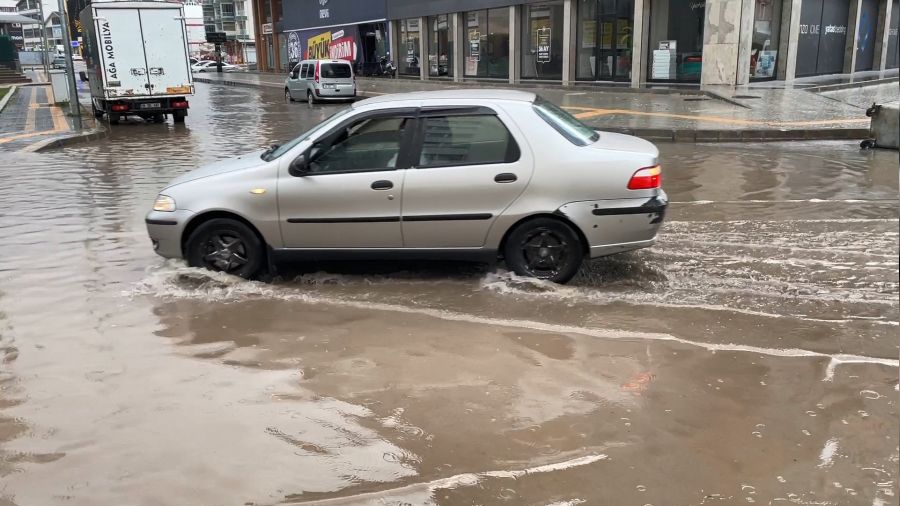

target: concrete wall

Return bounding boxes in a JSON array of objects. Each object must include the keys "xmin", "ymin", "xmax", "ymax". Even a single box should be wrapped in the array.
[{"xmin": 701, "ymin": 0, "xmax": 747, "ymax": 85}]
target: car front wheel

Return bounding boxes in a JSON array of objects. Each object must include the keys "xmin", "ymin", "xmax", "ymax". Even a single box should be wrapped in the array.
[
  {"xmin": 503, "ymin": 218, "xmax": 583, "ymax": 284},
  {"xmin": 185, "ymin": 218, "xmax": 264, "ymax": 279},
  {"xmin": 285, "ymin": 88, "xmax": 293, "ymax": 102}
]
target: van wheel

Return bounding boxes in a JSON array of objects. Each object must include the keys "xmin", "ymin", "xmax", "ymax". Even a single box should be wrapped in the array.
[
  {"xmin": 185, "ymin": 218, "xmax": 264, "ymax": 279},
  {"xmin": 503, "ymin": 218, "xmax": 583, "ymax": 284},
  {"xmin": 285, "ymin": 88, "xmax": 293, "ymax": 102},
  {"xmin": 109, "ymin": 113, "xmax": 120, "ymax": 124},
  {"xmin": 307, "ymin": 91, "xmax": 315, "ymax": 105}
]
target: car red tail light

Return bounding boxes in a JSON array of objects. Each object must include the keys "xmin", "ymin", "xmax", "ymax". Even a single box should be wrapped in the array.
[
  {"xmin": 171, "ymin": 100, "xmax": 189, "ymax": 109},
  {"xmin": 627, "ymin": 165, "xmax": 661, "ymax": 190},
  {"xmin": 110, "ymin": 104, "xmax": 129, "ymax": 112},
  {"xmin": 314, "ymin": 61, "xmax": 320, "ymax": 83}
]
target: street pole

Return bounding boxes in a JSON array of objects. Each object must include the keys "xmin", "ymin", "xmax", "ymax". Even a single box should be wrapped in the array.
[
  {"xmin": 216, "ymin": 42, "xmax": 222, "ymax": 72},
  {"xmin": 56, "ymin": 0, "xmax": 81, "ymax": 129},
  {"xmin": 36, "ymin": 0, "xmax": 49, "ymax": 76}
]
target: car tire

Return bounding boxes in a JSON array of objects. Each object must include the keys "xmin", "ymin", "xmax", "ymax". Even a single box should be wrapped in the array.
[
  {"xmin": 173, "ymin": 110, "xmax": 186, "ymax": 123},
  {"xmin": 285, "ymin": 87, "xmax": 293, "ymax": 102},
  {"xmin": 503, "ymin": 218, "xmax": 583, "ymax": 284},
  {"xmin": 185, "ymin": 218, "xmax": 265, "ymax": 279},
  {"xmin": 307, "ymin": 91, "xmax": 315, "ymax": 105}
]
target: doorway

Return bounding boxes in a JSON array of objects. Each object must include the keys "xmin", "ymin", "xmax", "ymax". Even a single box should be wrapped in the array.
[{"xmin": 576, "ymin": 0, "xmax": 635, "ymax": 81}]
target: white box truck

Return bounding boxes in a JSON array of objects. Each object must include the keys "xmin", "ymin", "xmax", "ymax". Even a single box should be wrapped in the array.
[{"xmin": 80, "ymin": 0, "xmax": 194, "ymax": 124}]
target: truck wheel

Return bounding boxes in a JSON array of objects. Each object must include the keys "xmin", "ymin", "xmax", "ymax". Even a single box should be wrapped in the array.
[
  {"xmin": 92, "ymin": 106, "xmax": 103, "ymax": 119},
  {"xmin": 173, "ymin": 110, "xmax": 186, "ymax": 123},
  {"xmin": 109, "ymin": 113, "xmax": 120, "ymax": 124}
]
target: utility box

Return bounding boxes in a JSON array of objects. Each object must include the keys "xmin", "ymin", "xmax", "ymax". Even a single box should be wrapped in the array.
[{"xmin": 49, "ymin": 70, "xmax": 69, "ymax": 103}]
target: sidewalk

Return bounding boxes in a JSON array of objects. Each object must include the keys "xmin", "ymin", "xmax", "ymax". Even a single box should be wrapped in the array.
[
  {"xmin": 0, "ymin": 70, "xmax": 104, "ymax": 152},
  {"xmin": 194, "ymin": 71, "xmax": 898, "ymax": 142}
]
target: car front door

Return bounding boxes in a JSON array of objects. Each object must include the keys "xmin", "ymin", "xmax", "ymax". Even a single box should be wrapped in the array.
[
  {"xmin": 400, "ymin": 106, "xmax": 534, "ymax": 248},
  {"xmin": 287, "ymin": 63, "xmax": 302, "ymax": 96},
  {"xmin": 278, "ymin": 108, "xmax": 418, "ymax": 249}
]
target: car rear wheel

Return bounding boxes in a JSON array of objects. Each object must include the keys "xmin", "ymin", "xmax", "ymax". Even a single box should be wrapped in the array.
[
  {"xmin": 185, "ymin": 218, "xmax": 264, "ymax": 279},
  {"xmin": 307, "ymin": 91, "xmax": 315, "ymax": 105},
  {"xmin": 503, "ymin": 218, "xmax": 583, "ymax": 284}
]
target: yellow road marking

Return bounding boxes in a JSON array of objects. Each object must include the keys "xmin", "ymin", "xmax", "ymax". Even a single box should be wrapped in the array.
[
  {"xmin": 0, "ymin": 86, "xmax": 71, "ymax": 146},
  {"xmin": 24, "ymin": 87, "xmax": 36, "ymax": 132},
  {"xmin": 564, "ymin": 106, "xmax": 869, "ymax": 127}
]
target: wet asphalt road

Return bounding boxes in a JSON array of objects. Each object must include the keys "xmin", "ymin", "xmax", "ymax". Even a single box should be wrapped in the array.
[{"xmin": 0, "ymin": 83, "xmax": 897, "ymax": 506}]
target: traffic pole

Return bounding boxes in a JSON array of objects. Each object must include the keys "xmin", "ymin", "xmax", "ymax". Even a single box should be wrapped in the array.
[
  {"xmin": 56, "ymin": 0, "xmax": 82, "ymax": 129},
  {"xmin": 36, "ymin": 0, "xmax": 49, "ymax": 77}
]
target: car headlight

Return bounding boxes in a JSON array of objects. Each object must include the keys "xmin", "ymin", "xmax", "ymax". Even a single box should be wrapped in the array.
[{"xmin": 153, "ymin": 195, "xmax": 176, "ymax": 212}]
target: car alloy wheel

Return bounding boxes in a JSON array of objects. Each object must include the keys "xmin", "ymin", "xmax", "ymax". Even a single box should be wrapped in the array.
[
  {"xmin": 307, "ymin": 91, "xmax": 314, "ymax": 105},
  {"xmin": 503, "ymin": 218, "xmax": 583, "ymax": 284},
  {"xmin": 186, "ymin": 218, "xmax": 264, "ymax": 279}
]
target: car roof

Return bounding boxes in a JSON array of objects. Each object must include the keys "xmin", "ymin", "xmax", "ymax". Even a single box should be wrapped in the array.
[
  {"xmin": 300, "ymin": 59, "xmax": 351, "ymax": 64},
  {"xmin": 354, "ymin": 89, "xmax": 537, "ymax": 108}
]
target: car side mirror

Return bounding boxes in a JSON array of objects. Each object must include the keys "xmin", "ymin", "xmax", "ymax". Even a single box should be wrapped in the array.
[{"xmin": 288, "ymin": 154, "xmax": 308, "ymax": 177}]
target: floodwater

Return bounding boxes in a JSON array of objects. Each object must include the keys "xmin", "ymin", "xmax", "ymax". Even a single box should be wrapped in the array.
[{"xmin": 0, "ymin": 83, "xmax": 897, "ymax": 505}]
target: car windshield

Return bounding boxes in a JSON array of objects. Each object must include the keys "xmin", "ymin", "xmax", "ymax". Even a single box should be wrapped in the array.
[
  {"xmin": 532, "ymin": 97, "xmax": 599, "ymax": 146},
  {"xmin": 321, "ymin": 63, "xmax": 352, "ymax": 78},
  {"xmin": 262, "ymin": 107, "xmax": 355, "ymax": 161}
]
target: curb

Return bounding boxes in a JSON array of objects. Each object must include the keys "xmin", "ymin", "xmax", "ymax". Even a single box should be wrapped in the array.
[
  {"xmin": 611, "ymin": 127, "xmax": 869, "ymax": 143},
  {"xmin": 0, "ymin": 85, "xmax": 17, "ymax": 114},
  {"xmin": 24, "ymin": 105, "xmax": 108, "ymax": 152},
  {"xmin": 806, "ymin": 76, "xmax": 899, "ymax": 93},
  {"xmin": 193, "ymin": 76, "xmax": 868, "ymax": 143}
]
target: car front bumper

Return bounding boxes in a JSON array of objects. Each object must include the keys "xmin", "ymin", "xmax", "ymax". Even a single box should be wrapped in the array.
[
  {"xmin": 145, "ymin": 209, "xmax": 195, "ymax": 259},
  {"xmin": 557, "ymin": 190, "xmax": 668, "ymax": 258}
]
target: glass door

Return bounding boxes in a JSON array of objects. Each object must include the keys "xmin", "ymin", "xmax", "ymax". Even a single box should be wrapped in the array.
[{"xmin": 595, "ymin": 0, "xmax": 633, "ymax": 81}]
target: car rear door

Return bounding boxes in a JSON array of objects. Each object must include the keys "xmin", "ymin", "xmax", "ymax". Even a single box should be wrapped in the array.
[
  {"xmin": 278, "ymin": 107, "xmax": 418, "ymax": 248},
  {"xmin": 400, "ymin": 106, "xmax": 534, "ymax": 248},
  {"xmin": 320, "ymin": 61, "xmax": 354, "ymax": 93}
]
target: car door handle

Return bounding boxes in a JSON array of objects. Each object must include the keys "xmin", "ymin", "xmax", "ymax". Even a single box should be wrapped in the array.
[
  {"xmin": 371, "ymin": 180, "xmax": 393, "ymax": 190},
  {"xmin": 494, "ymin": 173, "xmax": 517, "ymax": 183}
]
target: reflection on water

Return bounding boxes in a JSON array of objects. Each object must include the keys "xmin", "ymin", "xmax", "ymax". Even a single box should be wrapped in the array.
[{"xmin": 0, "ymin": 84, "xmax": 896, "ymax": 505}]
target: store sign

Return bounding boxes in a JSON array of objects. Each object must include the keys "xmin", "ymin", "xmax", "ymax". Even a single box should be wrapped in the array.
[
  {"xmin": 406, "ymin": 40, "xmax": 416, "ymax": 62},
  {"xmin": 287, "ymin": 31, "xmax": 301, "ymax": 62},
  {"xmin": 469, "ymin": 31, "xmax": 480, "ymax": 61},
  {"xmin": 261, "ymin": 23, "xmax": 273, "ymax": 35},
  {"xmin": 304, "ymin": 28, "xmax": 358, "ymax": 62},
  {"xmin": 755, "ymin": 50, "xmax": 777, "ymax": 77},
  {"xmin": 536, "ymin": 27, "xmax": 551, "ymax": 63}
]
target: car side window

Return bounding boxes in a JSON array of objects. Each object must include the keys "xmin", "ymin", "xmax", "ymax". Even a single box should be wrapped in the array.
[
  {"xmin": 300, "ymin": 63, "xmax": 309, "ymax": 79},
  {"xmin": 417, "ymin": 114, "xmax": 520, "ymax": 168},
  {"xmin": 291, "ymin": 64, "xmax": 300, "ymax": 79},
  {"xmin": 307, "ymin": 116, "xmax": 410, "ymax": 174}
]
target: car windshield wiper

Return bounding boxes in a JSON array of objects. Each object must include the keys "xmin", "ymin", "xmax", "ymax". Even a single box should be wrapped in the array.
[{"xmin": 260, "ymin": 143, "xmax": 280, "ymax": 161}]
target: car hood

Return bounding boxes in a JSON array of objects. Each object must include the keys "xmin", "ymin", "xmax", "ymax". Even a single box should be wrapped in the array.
[
  {"xmin": 590, "ymin": 131, "xmax": 659, "ymax": 157},
  {"xmin": 164, "ymin": 149, "xmax": 267, "ymax": 188}
]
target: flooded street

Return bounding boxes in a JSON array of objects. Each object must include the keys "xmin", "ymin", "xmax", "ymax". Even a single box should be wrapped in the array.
[{"xmin": 0, "ymin": 83, "xmax": 897, "ymax": 505}]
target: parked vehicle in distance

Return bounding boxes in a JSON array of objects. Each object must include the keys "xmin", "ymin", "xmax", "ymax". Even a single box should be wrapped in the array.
[
  {"xmin": 51, "ymin": 56, "xmax": 66, "ymax": 69},
  {"xmin": 191, "ymin": 61, "xmax": 239, "ymax": 73},
  {"xmin": 285, "ymin": 59, "xmax": 356, "ymax": 104},
  {"xmin": 145, "ymin": 90, "xmax": 667, "ymax": 284},
  {"xmin": 79, "ymin": 0, "xmax": 194, "ymax": 124}
]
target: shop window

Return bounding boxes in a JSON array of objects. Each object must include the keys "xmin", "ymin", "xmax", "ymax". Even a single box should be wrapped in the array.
[
  {"xmin": 647, "ymin": 0, "xmax": 705, "ymax": 81},
  {"xmin": 750, "ymin": 0, "xmax": 782, "ymax": 80},
  {"xmin": 428, "ymin": 14, "xmax": 453, "ymax": 77},
  {"xmin": 522, "ymin": 2, "xmax": 564, "ymax": 80},
  {"xmin": 887, "ymin": 0, "xmax": 899, "ymax": 69},
  {"xmin": 399, "ymin": 18, "xmax": 421, "ymax": 76},
  {"xmin": 464, "ymin": 8, "xmax": 509, "ymax": 78},
  {"xmin": 576, "ymin": 0, "xmax": 635, "ymax": 81}
]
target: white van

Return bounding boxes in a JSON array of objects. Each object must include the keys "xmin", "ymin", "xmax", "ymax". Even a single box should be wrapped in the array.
[{"xmin": 285, "ymin": 59, "xmax": 356, "ymax": 104}]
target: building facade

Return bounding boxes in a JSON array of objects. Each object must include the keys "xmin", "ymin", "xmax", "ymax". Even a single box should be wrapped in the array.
[
  {"xmin": 254, "ymin": 0, "xmax": 389, "ymax": 73},
  {"xmin": 203, "ymin": 0, "xmax": 256, "ymax": 63},
  {"xmin": 384, "ymin": 0, "xmax": 898, "ymax": 86}
]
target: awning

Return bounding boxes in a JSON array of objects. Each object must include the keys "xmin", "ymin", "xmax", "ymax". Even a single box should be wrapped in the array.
[{"xmin": 0, "ymin": 13, "xmax": 43, "ymax": 24}]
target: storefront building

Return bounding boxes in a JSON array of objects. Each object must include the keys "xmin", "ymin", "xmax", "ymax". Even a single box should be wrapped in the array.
[
  {"xmin": 270, "ymin": 0, "xmax": 389, "ymax": 75},
  {"xmin": 384, "ymin": 0, "xmax": 898, "ymax": 86}
]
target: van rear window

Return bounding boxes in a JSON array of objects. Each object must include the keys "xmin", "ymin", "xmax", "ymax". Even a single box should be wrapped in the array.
[{"xmin": 321, "ymin": 63, "xmax": 352, "ymax": 78}]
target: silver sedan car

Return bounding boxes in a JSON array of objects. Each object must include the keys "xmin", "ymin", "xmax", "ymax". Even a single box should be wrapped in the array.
[{"xmin": 145, "ymin": 89, "xmax": 666, "ymax": 283}]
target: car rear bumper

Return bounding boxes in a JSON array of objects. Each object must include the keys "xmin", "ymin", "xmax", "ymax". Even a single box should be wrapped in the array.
[
  {"xmin": 145, "ymin": 209, "xmax": 194, "ymax": 259},
  {"xmin": 315, "ymin": 88, "xmax": 356, "ymax": 99},
  {"xmin": 557, "ymin": 190, "xmax": 667, "ymax": 259}
]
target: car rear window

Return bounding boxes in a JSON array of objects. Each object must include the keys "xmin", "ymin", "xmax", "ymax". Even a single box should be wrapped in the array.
[
  {"xmin": 533, "ymin": 97, "xmax": 599, "ymax": 146},
  {"xmin": 321, "ymin": 63, "xmax": 352, "ymax": 78}
]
